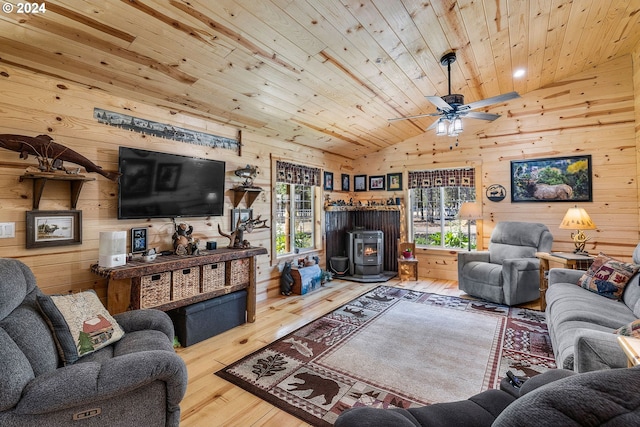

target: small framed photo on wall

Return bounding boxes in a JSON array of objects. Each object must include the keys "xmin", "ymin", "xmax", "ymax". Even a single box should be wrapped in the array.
[
  {"xmin": 369, "ymin": 175, "xmax": 385, "ymax": 190},
  {"xmin": 341, "ymin": 173, "xmax": 350, "ymax": 191},
  {"xmin": 354, "ymin": 175, "xmax": 367, "ymax": 191},
  {"xmin": 387, "ymin": 173, "xmax": 403, "ymax": 191},
  {"xmin": 131, "ymin": 227, "xmax": 147, "ymax": 253},
  {"xmin": 324, "ymin": 171, "xmax": 334, "ymax": 191},
  {"xmin": 231, "ymin": 208, "xmax": 253, "ymax": 231}
]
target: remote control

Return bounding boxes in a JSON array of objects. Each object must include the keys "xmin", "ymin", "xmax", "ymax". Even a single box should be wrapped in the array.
[{"xmin": 506, "ymin": 370, "xmax": 522, "ymax": 387}]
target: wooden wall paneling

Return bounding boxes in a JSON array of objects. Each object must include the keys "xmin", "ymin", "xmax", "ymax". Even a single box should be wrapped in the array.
[
  {"xmin": 0, "ymin": 63, "xmax": 347, "ymax": 304},
  {"xmin": 350, "ymin": 54, "xmax": 639, "ymax": 273}
]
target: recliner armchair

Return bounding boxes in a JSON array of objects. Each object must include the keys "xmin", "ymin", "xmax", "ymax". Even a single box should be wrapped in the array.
[
  {"xmin": 0, "ymin": 258, "xmax": 188, "ymax": 427},
  {"xmin": 458, "ymin": 222, "xmax": 553, "ymax": 306}
]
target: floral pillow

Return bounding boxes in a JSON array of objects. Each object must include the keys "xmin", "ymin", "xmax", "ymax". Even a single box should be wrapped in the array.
[
  {"xmin": 37, "ymin": 290, "xmax": 124, "ymax": 365},
  {"xmin": 577, "ymin": 253, "xmax": 640, "ymax": 300}
]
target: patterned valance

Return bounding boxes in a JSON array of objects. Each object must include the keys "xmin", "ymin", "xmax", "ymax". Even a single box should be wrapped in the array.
[
  {"xmin": 408, "ymin": 168, "xmax": 475, "ymax": 189},
  {"xmin": 276, "ymin": 160, "xmax": 321, "ymax": 186}
]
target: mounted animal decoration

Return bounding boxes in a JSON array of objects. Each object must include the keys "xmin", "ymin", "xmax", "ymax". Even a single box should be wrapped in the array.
[
  {"xmin": 218, "ymin": 215, "xmax": 269, "ymax": 249},
  {"xmin": 0, "ymin": 134, "xmax": 120, "ymax": 181},
  {"xmin": 234, "ymin": 164, "xmax": 258, "ymax": 187}
]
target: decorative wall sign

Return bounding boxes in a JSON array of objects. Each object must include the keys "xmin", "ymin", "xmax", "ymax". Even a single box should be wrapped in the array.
[
  {"xmin": 94, "ymin": 108, "xmax": 239, "ymax": 153},
  {"xmin": 486, "ymin": 184, "xmax": 506, "ymax": 202},
  {"xmin": 511, "ymin": 155, "xmax": 592, "ymax": 203}
]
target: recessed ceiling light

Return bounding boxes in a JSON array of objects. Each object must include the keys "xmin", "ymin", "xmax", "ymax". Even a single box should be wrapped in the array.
[{"xmin": 513, "ymin": 69, "xmax": 526, "ymax": 78}]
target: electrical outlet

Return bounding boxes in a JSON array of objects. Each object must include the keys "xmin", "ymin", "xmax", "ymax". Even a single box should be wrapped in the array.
[{"xmin": 0, "ymin": 222, "xmax": 15, "ymax": 238}]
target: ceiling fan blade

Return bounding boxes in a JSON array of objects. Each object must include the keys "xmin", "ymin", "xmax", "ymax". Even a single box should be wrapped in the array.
[
  {"xmin": 464, "ymin": 111, "xmax": 501, "ymax": 121},
  {"xmin": 388, "ymin": 112, "xmax": 440, "ymax": 122},
  {"xmin": 426, "ymin": 95, "xmax": 453, "ymax": 112},
  {"xmin": 463, "ymin": 91, "xmax": 520, "ymax": 110}
]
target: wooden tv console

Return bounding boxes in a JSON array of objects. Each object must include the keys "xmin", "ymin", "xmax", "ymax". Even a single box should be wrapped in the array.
[{"xmin": 90, "ymin": 247, "xmax": 267, "ymax": 321}]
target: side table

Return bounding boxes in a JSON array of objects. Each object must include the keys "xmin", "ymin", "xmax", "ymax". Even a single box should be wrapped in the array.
[
  {"xmin": 618, "ymin": 336, "xmax": 640, "ymax": 367},
  {"xmin": 536, "ymin": 252, "xmax": 595, "ymax": 311}
]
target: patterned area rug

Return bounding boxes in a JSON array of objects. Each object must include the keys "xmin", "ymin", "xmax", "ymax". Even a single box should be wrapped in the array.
[{"xmin": 216, "ymin": 286, "xmax": 556, "ymax": 426}]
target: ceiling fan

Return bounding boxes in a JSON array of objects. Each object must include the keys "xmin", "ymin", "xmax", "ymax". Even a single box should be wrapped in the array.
[{"xmin": 389, "ymin": 51, "xmax": 520, "ymax": 136}]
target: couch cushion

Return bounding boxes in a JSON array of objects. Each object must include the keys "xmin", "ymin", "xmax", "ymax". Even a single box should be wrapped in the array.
[
  {"xmin": 0, "ymin": 290, "xmax": 60, "ymax": 376},
  {"xmin": 546, "ymin": 283, "xmax": 635, "ymax": 329},
  {"xmin": 577, "ymin": 253, "xmax": 640, "ymax": 300},
  {"xmin": 37, "ymin": 290, "xmax": 124, "ymax": 365},
  {"xmin": 0, "ymin": 259, "xmax": 38, "ymax": 321},
  {"xmin": 0, "ymin": 328, "xmax": 35, "ymax": 411}
]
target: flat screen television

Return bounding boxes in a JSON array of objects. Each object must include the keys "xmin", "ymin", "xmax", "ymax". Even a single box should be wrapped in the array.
[{"xmin": 118, "ymin": 147, "xmax": 225, "ymax": 219}]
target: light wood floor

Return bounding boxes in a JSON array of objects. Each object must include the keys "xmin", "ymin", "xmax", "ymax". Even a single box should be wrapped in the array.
[{"xmin": 176, "ymin": 277, "xmax": 541, "ymax": 427}]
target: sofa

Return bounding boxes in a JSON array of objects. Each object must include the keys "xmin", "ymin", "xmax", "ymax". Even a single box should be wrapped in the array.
[
  {"xmin": 334, "ymin": 366, "xmax": 640, "ymax": 426},
  {"xmin": 0, "ymin": 258, "xmax": 188, "ymax": 427},
  {"xmin": 458, "ymin": 222, "xmax": 553, "ymax": 306},
  {"xmin": 546, "ymin": 243, "xmax": 640, "ymax": 372}
]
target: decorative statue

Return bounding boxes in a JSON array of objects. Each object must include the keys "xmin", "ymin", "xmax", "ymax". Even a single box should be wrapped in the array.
[
  {"xmin": 280, "ymin": 262, "xmax": 294, "ymax": 296},
  {"xmin": 234, "ymin": 164, "xmax": 258, "ymax": 187},
  {"xmin": 0, "ymin": 134, "xmax": 120, "ymax": 181},
  {"xmin": 218, "ymin": 215, "xmax": 269, "ymax": 249},
  {"xmin": 173, "ymin": 221, "xmax": 199, "ymax": 255}
]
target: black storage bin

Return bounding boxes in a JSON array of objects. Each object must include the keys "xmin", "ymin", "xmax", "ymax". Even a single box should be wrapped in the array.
[{"xmin": 168, "ymin": 290, "xmax": 247, "ymax": 347}]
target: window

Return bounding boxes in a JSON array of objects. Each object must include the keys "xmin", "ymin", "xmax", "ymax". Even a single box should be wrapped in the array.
[
  {"xmin": 408, "ymin": 168, "xmax": 476, "ymax": 250},
  {"xmin": 275, "ymin": 183, "xmax": 315, "ymax": 255},
  {"xmin": 272, "ymin": 160, "xmax": 321, "ymax": 258}
]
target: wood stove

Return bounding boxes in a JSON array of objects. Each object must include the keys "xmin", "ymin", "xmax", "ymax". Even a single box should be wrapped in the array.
[{"xmin": 347, "ymin": 230, "xmax": 384, "ymax": 278}]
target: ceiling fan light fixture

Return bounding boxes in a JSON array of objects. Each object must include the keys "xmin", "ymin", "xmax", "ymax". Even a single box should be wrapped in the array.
[
  {"xmin": 447, "ymin": 122, "xmax": 459, "ymax": 137},
  {"xmin": 452, "ymin": 116, "xmax": 463, "ymax": 133},
  {"xmin": 436, "ymin": 119, "xmax": 447, "ymax": 136}
]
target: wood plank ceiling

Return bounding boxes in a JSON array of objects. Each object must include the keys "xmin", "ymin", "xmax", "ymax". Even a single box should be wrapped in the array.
[{"xmin": 1, "ymin": 0, "xmax": 639, "ymax": 160}]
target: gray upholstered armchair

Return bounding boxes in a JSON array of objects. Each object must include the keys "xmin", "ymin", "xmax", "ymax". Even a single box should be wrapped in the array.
[
  {"xmin": 457, "ymin": 222, "xmax": 553, "ymax": 306},
  {"xmin": 0, "ymin": 258, "xmax": 188, "ymax": 427}
]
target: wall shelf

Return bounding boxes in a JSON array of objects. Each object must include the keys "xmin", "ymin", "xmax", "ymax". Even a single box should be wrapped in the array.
[
  {"xmin": 233, "ymin": 186, "xmax": 263, "ymax": 208},
  {"xmin": 20, "ymin": 172, "xmax": 96, "ymax": 209}
]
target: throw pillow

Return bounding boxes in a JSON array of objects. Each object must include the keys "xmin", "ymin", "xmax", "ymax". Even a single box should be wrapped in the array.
[
  {"xmin": 577, "ymin": 253, "xmax": 640, "ymax": 300},
  {"xmin": 615, "ymin": 319, "xmax": 640, "ymax": 338},
  {"xmin": 37, "ymin": 290, "xmax": 124, "ymax": 365}
]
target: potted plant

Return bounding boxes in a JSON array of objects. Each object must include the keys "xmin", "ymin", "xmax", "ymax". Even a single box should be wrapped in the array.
[{"xmin": 402, "ymin": 248, "xmax": 413, "ymax": 259}]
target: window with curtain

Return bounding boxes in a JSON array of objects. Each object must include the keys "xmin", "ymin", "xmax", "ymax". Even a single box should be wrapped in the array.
[
  {"xmin": 408, "ymin": 168, "xmax": 476, "ymax": 249},
  {"xmin": 274, "ymin": 161, "xmax": 320, "ymax": 256}
]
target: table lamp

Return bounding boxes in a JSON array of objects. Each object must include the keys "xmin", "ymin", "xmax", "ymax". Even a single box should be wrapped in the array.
[
  {"xmin": 559, "ymin": 205, "xmax": 596, "ymax": 254},
  {"xmin": 459, "ymin": 202, "xmax": 482, "ymax": 251}
]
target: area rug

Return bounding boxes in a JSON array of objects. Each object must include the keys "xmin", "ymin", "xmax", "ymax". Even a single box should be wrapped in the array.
[{"xmin": 216, "ymin": 286, "xmax": 556, "ymax": 426}]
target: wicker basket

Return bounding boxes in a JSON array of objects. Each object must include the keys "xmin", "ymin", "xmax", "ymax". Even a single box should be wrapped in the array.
[
  {"xmin": 201, "ymin": 262, "xmax": 226, "ymax": 292},
  {"xmin": 172, "ymin": 267, "xmax": 201, "ymax": 300},
  {"xmin": 139, "ymin": 272, "xmax": 171, "ymax": 308},
  {"xmin": 227, "ymin": 258, "xmax": 250, "ymax": 287}
]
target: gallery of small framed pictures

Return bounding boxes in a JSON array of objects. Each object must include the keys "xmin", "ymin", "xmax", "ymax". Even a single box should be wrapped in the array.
[{"xmin": 323, "ymin": 172, "xmax": 404, "ymax": 192}]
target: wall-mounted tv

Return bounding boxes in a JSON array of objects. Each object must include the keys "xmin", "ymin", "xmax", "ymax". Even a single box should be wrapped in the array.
[{"xmin": 118, "ymin": 147, "xmax": 225, "ymax": 219}]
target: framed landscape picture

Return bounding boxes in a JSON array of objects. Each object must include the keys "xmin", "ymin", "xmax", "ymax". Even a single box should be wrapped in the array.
[
  {"xmin": 26, "ymin": 210, "xmax": 82, "ymax": 249},
  {"xmin": 511, "ymin": 155, "xmax": 592, "ymax": 202}
]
